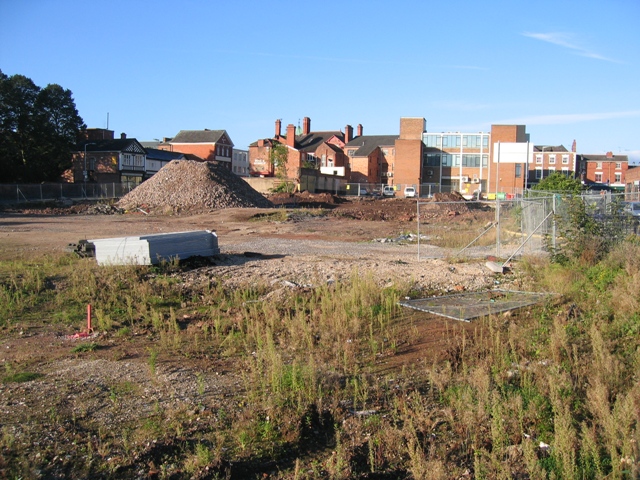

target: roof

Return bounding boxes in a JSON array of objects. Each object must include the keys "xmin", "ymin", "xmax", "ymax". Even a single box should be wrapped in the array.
[
  {"xmin": 579, "ymin": 154, "xmax": 629, "ymax": 162},
  {"xmin": 534, "ymin": 145, "xmax": 569, "ymax": 152},
  {"xmin": 344, "ymin": 135, "xmax": 399, "ymax": 156},
  {"xmin": 145, "ymin": 148, "xmax": 186, "ymax": 161},
  {"xmin": 78, "ymin": 139, "xmax": 145, "ymax": 154},
  {"xmin": 296, "ymin": 131, "xmax": 344, "ymax": 153},
  {"xmin": 169, "ymin": 129, "xmax": 228, "ymax": 144}
]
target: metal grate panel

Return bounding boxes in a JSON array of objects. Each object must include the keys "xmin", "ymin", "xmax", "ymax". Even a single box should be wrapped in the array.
[{"xmin": 399, "ymin": 289, "xmax": 554, "ymax": 322}]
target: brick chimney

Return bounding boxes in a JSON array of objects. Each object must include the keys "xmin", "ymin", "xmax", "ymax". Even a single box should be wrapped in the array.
[
  {"xmin": 286, "ymin": 124, "xmax": 296, "ymax": 148},
  {"xmin": 275, "ymin": 119, "xmax": 281, "ymax": 138},
  {"xmin": 120, "ymin": 132, "xmax": 127, "ymax": 139},
  {"xmin": 357, "ymin": 124, "xmax": 363, "ymax": 137},
  {"xmin": 302, "ymin": 117, "xmax": 311, "ymax": 135},
  {"xmin": 345, "ymin": 125, "xmax": 353, "ymax": 143},
  {"xmin": 606, "ymin": 151, "xmax": 613, "ymax": 158},
  {"xmin": 571, "ymin": 139, "xmax": 576, "ymax": 152}
]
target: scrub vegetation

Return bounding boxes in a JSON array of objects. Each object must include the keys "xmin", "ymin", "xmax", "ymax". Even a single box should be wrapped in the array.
[{"xmin": 1, "ymin": 217, "xmax": 639, "ymax": 479}]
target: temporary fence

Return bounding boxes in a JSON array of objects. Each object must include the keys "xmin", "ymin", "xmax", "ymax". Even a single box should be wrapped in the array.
[
  {"xmin": 416, "ymin": 191, "xmax": 639, "ymax": 261},
  {"xmin": 0, "ymin": 183, "xmax": 137, "ymax": 204}
]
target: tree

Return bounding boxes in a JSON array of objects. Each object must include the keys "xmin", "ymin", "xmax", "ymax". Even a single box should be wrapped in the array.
[
  {"xmin": 532, "ymin": 171, "xmax": 583, "ymax": 194},
  {"xmin": 269, "ymin": 142, "xmax": 289, "ymax": 179},
  {"xmin": 0, "ymin": 70, "xmax": 85, "ymax": 182}
]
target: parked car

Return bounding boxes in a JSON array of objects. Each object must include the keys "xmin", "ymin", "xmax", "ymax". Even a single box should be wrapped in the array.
[
  {"xmin": 404, "ymin": 186, "xmax": 416, "ymax": 198},
  {"xmin": 382, "ymin": 185, "xmax": 396, "ymax": 197},
  {"xmin": 625, "ymin": 201, "xmax": 640, "ymax": 217},
  {"xmin": 358, "ymin": 187, "xmax": 369, "ymax": 196}
]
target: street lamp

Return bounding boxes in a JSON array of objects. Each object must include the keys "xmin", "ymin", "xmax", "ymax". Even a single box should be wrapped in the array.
[{"xmin": 83, "ymin": 142, "xmax": 95, "ymax": 183}]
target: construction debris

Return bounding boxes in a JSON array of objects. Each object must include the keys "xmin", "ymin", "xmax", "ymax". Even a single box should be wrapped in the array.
[{"xmin": 117, "ymin": 160, "xmax": 274, "ymax": 213}]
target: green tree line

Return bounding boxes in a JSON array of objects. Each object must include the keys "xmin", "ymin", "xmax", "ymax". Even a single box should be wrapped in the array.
[{"xmin": 0, "ymin": 70, "xmax": 85, "ymax": 183}]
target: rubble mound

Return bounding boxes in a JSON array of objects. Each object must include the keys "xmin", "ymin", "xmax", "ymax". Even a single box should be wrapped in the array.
[
  {"xmin": 432, "ymin": 191, "xmax": 467, "ymax": 202},
  {"xmin": 117, "ymin": 160, "xmax": 274, "ymax": 213},
  {"xmin": 268, "ymin": 191, "xmax": 345, "ymax": 208}
]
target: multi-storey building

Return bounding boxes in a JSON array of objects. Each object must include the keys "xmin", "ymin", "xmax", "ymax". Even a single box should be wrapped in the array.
[
  {"xmin": 232, "ymin": 149, "xmax": 249, "ymax": 177},
  {"xmin": 530, "ymin": 144, "xmax": 578, "ymax": 186},
  {"xmin": 158, "ymin": 129, "xmax": 235, "ymax": 171},
  {"xmin": 70, "ymin": 129, "xmax": 147, "ymax": 187},
  {"xmin": 344, "ymin": 133, "xmax": 398, "ymax": 184},
  {"xmin": 248, "ymin": 115, "xmax": 591, "ymax": 198},
  {"xmin": 248, "ymin": 117, "xmax": 352, "ymax": 180},
  {"xmin": 578, "ymin": 152, "xmax": 629, "ymax": 190}
]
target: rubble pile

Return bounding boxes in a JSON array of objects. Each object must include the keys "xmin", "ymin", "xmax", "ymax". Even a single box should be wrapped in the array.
[{"xmin": 117, "ymin": 160, "xmax": 273, "ymax": 212}]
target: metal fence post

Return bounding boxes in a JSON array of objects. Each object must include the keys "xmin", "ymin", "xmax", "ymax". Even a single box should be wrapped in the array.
[
  {"xmin": 495, "ymin": 196, "xmax": 499, "ymax": 257},
  {"xmin": 552, "ymin": 194, "xmax": 557, "ymax": 251}
]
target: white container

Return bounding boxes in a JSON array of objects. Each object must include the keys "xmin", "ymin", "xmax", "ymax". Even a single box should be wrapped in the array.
[{"xmin": 89, "ymin": 230, "xmax": 219, "ymax": 266}]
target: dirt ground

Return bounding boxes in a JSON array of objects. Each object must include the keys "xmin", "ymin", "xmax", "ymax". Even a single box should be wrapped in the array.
[
  {"xmin": 0, "ymin": 193, "xmax": 525, "ymax": 478},
  {"xmin": 0, "ymin": 194, "xmax": 515, "ymax": 368}
]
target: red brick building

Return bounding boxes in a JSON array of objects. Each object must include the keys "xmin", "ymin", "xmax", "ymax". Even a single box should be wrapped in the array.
[
  {"xmin": 578, "ymin": 152, "xmax": 629, "ymax": 190},
  {"xmin": 69, "ymin": 129, "xmax": 147, "ymax": 187},
  {"xmin": 158, "ymin": 130, "xmax": 234, "ymax": 170},
  {"xmin": 248, "ymin": 117, "xmax": 351, "ymax": 181}
]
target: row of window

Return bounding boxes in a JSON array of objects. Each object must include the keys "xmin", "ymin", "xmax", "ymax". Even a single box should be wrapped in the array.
[
  {"xmin": 423, "ymin": 153, "xmax": 489, "ymax": 168},
  {"xmin": 534, "ymin": 167, "xmax": 571, "ymax": 179},
  {"xmin": 594, "ymin": 173, "xmax": 622, "ymax": 183},
  {"xmin": 423, "ymin": 134, "xmax": 490, "ymax": 149},
  {"xmin": 217, "ymin": 145, "xmax": 231, "ymax": 157},
  {"xmin": 535, "ymin": 154, "xmax": 571, "ymax": 165},
  {"xmin": 594, "ymin": 162, "xmax": 624, "ymax": 169}
]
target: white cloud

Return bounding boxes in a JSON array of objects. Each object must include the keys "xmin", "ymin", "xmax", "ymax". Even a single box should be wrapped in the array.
[
  {"xmin": 497, "ymin": 110, "xmax": 640, "ymax": 126},
  {"xmin": 522, "ymin": 32, "xmax": 620, "ymax": 63}
]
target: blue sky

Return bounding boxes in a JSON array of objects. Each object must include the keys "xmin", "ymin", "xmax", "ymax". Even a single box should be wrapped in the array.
[{"xmin": 1, "ymin": 0, "xmax": 639, "ymax": 164}]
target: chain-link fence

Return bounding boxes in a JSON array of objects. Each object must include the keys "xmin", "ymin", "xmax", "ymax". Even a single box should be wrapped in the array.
[
  {"xmin": 0, "ymin": 183, "xmax": 137, "ymax": 204},
  {"xmin": 416, "ymin": 192, "xmax": 639, "ymax": 260}
]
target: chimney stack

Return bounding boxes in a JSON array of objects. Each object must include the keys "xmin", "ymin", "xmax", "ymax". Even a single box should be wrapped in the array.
[
  {"xmin": 606, "ymin": 151, "xmax": 613, "ymax": 158},
  {"xmin": 357, "ymin": 124, "xmax": 363, "ymax": 137},
  {"xmin": 286, "ymin": 124, "xmax": 296, "ymax": 148},
  {"xmin": 344, "ymin": 125, "xmax": 353, "ymax": 143},
  {"xmin": 120, "ymin": 132, "xmax": 127, "ymax": 139},
  {"xmin": 302, "ymin": 117, "xmax": 311, "ymax": 135},
  {"xmin": 275, "ymin": 119, "xmax": 281, "ymax": 138},
  {"xmin": 571, "ymin": 139, "xmax": 576, "ymax": 153}
]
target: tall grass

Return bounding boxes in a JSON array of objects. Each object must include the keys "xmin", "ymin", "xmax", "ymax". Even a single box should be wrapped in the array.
[{"xmin": 3, "ymin": 239, "xmax": 640, "ymax": 478}]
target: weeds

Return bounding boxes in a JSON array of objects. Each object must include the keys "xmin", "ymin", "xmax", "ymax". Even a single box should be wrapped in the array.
[{"xmin": 2, "ymin": 234, "xmax": 640, "ymax": 478}]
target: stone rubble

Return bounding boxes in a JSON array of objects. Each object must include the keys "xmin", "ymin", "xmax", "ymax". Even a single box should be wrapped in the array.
[{"xmin": 116, "ymin": 160, "xmax": 273, "ymax": 213}]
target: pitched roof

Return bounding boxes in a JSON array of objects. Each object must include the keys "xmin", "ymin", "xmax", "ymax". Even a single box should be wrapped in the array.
[
  {"xmin": 579, "ymin": 153, "xmax": 629, "ymax": 162},
  {"xmin": 296, "ymin": 131, "xmax": 344, "ymax": 153},
  {"xmin": 78, "ymin": 139, "xmax": 145, "ymax": 154},
  {"xmin": 344, "ymin": 135, "xmax": 399, "ymax": 156},
  {"xmin": 144, "ymin": 148, "xmax": 186, "ymax": 161},
  {"xmin": 534, "ymin": 145, "xmax": 569, "ymax": 152},
  {"xmin": 170, "ymin": 129, "xmax": 228, "ymax": 144}
]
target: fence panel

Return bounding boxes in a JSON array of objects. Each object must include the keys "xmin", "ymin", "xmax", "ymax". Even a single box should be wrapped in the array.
[{"xmin": 0, "ymin": 183, "xmax": 137, "ymax": 204}]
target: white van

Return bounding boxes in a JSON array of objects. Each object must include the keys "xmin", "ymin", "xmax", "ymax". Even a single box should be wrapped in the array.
[
  {"xmin": 404, "ymin": 186, "xmax": 416, "ymax": 198},
  {"xmin": 382, "ymin": 185, "xmax": 395, "ymax": 197}
]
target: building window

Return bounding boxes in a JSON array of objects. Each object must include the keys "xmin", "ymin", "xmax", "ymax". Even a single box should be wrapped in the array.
[
  {"xmin": 562, "ymin": 155, "xmax": 569, "ymax": 165},
  {"xmin": 616, "ymin": 162, "xmax": 622, "ymax": 169},
  {"xmin": 596, "ymin": 162, "xmax": 603, "ymax": 169},
  {"xmin": 535, "ymin": 167, "xmax": 543, "ymax": 179},
  {"xmin": 562, "ymin": 167, "xmax": 569, "ymax": 175},
  {"xmin": 549, "ymin": 167, "xmax": 556, "ymax": 174},
  {"xmin": 595, "ymin": 173, "xmax": 602, "ymax": 182},
  {"xmin": 549, "ymin": 155, "xmax": 556, "ymax": 164},
  {"xmin": 347, "ymin": 149, "xmax": 356, "ymax": 156},
  {"xmin": 515, "ymin": 163, "xmax": 521, "ymax": 178},
  {"xmin": 382, "ymin": 149, "xmax": 389, "ymax": 155},
  {"xmin": 615, "ymin": 173, "xmax": 621, "ymax": 183},
  {"xmin": 536, "ymin": 154, "xmax": 543, "ymax": 164}
]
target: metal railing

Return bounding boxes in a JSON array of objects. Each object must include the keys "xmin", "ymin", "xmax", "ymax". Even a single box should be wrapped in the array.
[{"xmin": 0, "ymin": 183, "xmax": 137, "ymax": 204}]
